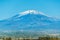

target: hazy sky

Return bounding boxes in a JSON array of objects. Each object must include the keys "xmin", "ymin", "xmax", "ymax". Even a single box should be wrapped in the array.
[{"xmin": 0, "ymin": 0, "xmax": 60, "ymax": 20}]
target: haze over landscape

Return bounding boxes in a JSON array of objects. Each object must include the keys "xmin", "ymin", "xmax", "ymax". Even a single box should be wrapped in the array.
[
  {"xmin": 0, "ymin": 0, "xmax": 60, "ymax": 40},
  {"xmin": 0, "ymin": 10, "xmax": 60, "ymax": 38}
]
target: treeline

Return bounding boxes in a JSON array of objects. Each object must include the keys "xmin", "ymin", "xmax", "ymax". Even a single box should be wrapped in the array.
[{"xmin": 0, "ymin": 37, "xmax": 60, "ymax": 40}]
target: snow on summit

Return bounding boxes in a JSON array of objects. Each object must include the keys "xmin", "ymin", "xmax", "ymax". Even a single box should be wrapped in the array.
[{"xmin": 19, "ymin": 10, "xmax": 46, "ymax": 17}]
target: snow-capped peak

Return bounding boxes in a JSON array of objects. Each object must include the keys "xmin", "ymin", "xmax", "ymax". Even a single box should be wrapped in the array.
[{"xmin": 19, "ymin": 10, "xmax": 47, "ymax": 17}]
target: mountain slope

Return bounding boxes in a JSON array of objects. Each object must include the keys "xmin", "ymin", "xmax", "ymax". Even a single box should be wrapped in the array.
[
  {"xmin": 0, "ymin": 10, "xmax": 60, "ymax": 37},
  {"xmin": 0, "ymin": 10, "xmax": 59, "ymax": 33}
]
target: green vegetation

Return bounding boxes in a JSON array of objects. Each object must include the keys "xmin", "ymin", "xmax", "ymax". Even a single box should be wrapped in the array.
[
  {"xmin": 0, "ymin": 31, "xmax": 60, "ymax": 40},
  {"xmin": 0, "ymin": 36, "xmax": 60, "ymax": 40}
]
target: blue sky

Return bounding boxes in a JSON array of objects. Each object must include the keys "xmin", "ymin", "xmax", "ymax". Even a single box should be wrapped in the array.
[{"xmin": 0, "ymin": 0, "xmax": 60, "ymax": 20}]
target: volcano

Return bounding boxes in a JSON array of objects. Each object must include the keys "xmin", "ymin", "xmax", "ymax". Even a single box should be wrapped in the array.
[{"xmin": 0, "ymin": 10, "xmax": 60, "ymax": 37}]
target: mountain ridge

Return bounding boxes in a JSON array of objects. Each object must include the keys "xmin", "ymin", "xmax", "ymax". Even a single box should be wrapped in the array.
[
  {"xmin": 0, "ymin": 10, "xmax": 59, "ymax": 31},
  {"xmin": 0, "ymin": 10, "xmax": 60, "ymax": 37}
]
